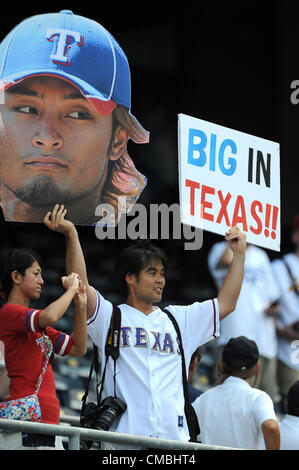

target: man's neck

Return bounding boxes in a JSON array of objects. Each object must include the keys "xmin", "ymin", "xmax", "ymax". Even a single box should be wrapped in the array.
[{"xmin": 126, "ymin": 296, "xmax": 155, "ymax": 315}]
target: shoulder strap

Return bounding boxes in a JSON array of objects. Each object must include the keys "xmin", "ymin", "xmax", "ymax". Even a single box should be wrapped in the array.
[
  {"xmin": 34, "ymin": 350, "xmax": 52, "ymax": 395},
  {"xmin": 282, "ymin": 258, "xmax": 299, "ymax": 296},
  {"xmin": 105, "ymin": 305, "xmax": 121, "ymax": 360},
  {"xmin": 163, "ymin": 308, "xmax": 200, "ymax": 442},
  {"xmin": 163, "ymin": 308, "xmax": 188, "ymax": 389},
  {"xmin": 100, "ymin": 305, "xmax": 121, "ymax": 400},
  {"xmin": 34, "ymin": 334, "xmax": 53, "ymax": 394}
]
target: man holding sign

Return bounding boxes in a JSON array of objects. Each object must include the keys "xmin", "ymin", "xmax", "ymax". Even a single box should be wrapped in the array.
[{"xmin": 44, "ymin": 204, "xmax": 246, "ymax": 450}]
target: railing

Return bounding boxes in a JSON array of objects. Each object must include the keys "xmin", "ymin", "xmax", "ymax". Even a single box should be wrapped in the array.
[{"xmin": 0, "ymin": 415, "xmax": 241, "ymax": 450}]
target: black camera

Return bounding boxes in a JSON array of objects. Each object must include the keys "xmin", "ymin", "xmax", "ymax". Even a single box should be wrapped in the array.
[
  {"xmin": 80, "ymin": 396, "xmax": 126, "ymax": 450},
  {"xmin": 80, "ymin": 396, "xmax": 127, "ymax": 432}
]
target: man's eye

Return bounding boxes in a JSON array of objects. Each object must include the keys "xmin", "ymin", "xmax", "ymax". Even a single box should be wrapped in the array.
[
  {"xmin": 67, "ymin": 110, "xmax": 92, "ymax": 120},
  {"xmin": 15, "ymin": 106, "xmax": 37, "ymax": 114}
]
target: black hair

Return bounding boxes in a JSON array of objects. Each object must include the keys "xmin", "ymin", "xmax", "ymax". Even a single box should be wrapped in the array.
[
  {"xmin": 216, "ymin": 337, "xmax": 260, "ymax": 386},
  {"xmin": 0, "ymin": 248, "xmax": 41, "ymax": 299},
  {"xmin": 113, "ymin": 240, "xmax": 168, "ymax": 298},
  {"xmin": 190, "ymin": 347, "xmax": 204, "ymax": 364},
  {"xmin": 287, "ymin": 380, "xmax": 299, "ymax": 417}
]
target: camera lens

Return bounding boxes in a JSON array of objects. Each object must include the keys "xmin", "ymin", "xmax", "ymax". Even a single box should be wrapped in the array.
[
  {"xmin": 96, "ymin": 408, "xmax": 118, "ymax": 431},
  {"xmin": 94, "ymin": 396, "xmax": 127, "ymax": 431}
]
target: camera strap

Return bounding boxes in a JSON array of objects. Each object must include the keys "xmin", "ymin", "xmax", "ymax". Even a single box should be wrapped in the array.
[
  {"xmin": 282, "ymin": 258, "xmax": 299, "ymax": 296},
  {"xmin": 163, "ymin": 308, "xmax": 200, "ymax": 443},
  {"xmin": 81, "ymin": 305, "xmax": 121, "ymax": 411},
  {"xmin": 98, "ymin": 305, "xmax": 121, "ymax": 402}
]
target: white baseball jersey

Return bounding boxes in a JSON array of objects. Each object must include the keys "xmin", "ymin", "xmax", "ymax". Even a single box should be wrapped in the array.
[
  {"xmin": 272, "ymin": 253, "xmax": 299, "ymax": 369},
  {"xmin": 87, "ymin": 288, "xmax": 219, "ymax": 450}
]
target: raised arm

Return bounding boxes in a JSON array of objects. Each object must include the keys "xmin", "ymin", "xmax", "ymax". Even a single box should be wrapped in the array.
[
  {"xmin": 217, "ymin": 226, "xmax": 246, "ymax": 320},
  {"xmin": 43, "ymin": 204, "xmax": 97, "ymax": 319},
  {"xmin": 38, "ymin": 272, "xmax": 81, "ymax": 329},
  {"xmin": 66, "ymin": 278, "xmax": 88, "ymax": 357}
]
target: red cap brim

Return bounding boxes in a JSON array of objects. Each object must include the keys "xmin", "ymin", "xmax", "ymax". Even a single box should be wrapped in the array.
[{"xmin": 87, "ymin": 96, "xmax": 117, "ymax": 116}]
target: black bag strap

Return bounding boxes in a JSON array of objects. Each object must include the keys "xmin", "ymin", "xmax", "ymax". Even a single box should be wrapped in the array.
[
  {"xmin": 81, "ymin": 305, "xmax": 121, "ymax": 410},
  {"xmin": 164, "ymin": 308, "xmax": 200, "ymax": 442},
  {"xmin": 282, "ymin": 258, "xmax": 299, "ymax": 296}
]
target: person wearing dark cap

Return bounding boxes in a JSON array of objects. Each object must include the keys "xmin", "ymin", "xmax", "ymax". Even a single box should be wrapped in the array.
[
  {"xmin": 279, "ymin": 380, "xmax": 299, "ymax": 449},
  {"xmin": 272, "ymin": 215, "xmax": 299, "ymax": 411},
  {"xmin": 192, "ymin": 336, "xmax": 280, "ymax": 449},
  {"xmin": 0, "ymin": 11, "xmax": 149, "ymax": 225}
]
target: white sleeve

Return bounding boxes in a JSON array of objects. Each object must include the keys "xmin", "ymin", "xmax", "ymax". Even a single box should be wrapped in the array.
[
  {"xmin": 166, "ymin": 298, "xmax": 220, "ymax": 359},
  {"xmin": 271, "ymin": 259, "xmax": 287, "ymax": 297},
  {"xmin": 86, "ymin": 287, "xmax": 113, "ymax": 350},
  {"xmin": 252, "ymin": 392, "xmax": 277, "ymax": 429},
  {"xmin": 259, "ymin": 252, "xmax": 280, "ymax": 303}
]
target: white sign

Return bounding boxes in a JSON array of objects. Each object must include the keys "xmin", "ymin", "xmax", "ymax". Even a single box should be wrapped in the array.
[{"xmin": 178, "ymin": 113, "xmax": 281, "ymax": 251}]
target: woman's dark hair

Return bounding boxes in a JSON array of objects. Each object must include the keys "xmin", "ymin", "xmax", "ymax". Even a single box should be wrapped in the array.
[
  {"xmin": 114, "ymin": 240, "xmax": 168, "ymax": 298},
  {"xmin": 216, "ymin": 356, "xmax": 260, "ymax": 387},
  {"xmin": 0, "ymin": 248, "xmax": 41, "ymax": 299}
]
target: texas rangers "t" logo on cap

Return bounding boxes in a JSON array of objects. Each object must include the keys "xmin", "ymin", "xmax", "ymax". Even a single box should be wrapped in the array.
[{"xmin": 46, "ymin": 28, "xmax": 84, "ymax": 65}]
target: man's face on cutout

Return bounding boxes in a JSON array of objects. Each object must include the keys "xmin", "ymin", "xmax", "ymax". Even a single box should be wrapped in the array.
[{"xmin": 0, "ymin": 76, "xmax": 113, "ymax": 207}]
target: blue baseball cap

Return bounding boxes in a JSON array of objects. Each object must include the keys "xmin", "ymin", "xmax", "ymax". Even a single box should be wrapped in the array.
[{"xmin": 0, "ymin": 10, "xmax": 132, "ymax": 117}]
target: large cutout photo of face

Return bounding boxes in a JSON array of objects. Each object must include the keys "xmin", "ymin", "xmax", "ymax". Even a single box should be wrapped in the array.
[{"xmin": 0, "ymin": 10, "xmax": 149, "ymax": 225}]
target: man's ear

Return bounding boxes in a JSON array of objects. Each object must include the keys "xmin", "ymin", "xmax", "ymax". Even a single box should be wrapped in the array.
[
  {"xmin": 109, "ymin": 126, "xmax": 128, "ymax": 161},
  {"xmin": 125, "ymin": 272, "xmax": 137, "ymax": 287}
]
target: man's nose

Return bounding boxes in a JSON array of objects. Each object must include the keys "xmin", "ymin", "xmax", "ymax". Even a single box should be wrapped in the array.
[{"xmin": 32, "ymin": 117, "xmax": 63, "ymax": 150}]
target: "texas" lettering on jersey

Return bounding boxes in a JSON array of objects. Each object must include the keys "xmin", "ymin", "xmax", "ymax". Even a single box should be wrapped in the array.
[{"xmin": 120, "ymin": 327, "xmax": 180, "ymax": 354}]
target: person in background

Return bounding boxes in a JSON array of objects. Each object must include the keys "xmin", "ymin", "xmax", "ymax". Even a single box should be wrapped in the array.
[
  {"xmin": 279, "ymin": 380, "xmax": 299, "ymax": 450},
  {"xmin": 208, "ymin": 241, "xmax": 280, "ymax": 401},
  {"xmin": 188, "ymin": 347, "xmax": 203, "ymax": 403},
  {"xmin": 192, "ymin": 336, "xmax": 280, "ymax": 450},
  {"xmin": 272, "ymin": 215, "xmax": 299, "ymax": 412}
]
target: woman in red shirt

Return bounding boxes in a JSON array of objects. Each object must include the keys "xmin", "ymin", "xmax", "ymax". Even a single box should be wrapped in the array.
[{"xmin": 0, "ymin": 248, "xmax": 87, "ymax": 449}]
